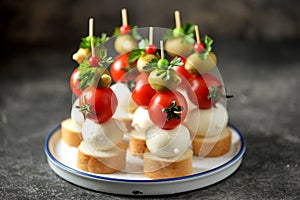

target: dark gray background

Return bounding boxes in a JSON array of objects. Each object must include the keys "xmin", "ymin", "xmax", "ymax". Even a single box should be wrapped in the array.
[{"xmin": 1, "ymin": 0, "xmax": 299, "ymax": 199}]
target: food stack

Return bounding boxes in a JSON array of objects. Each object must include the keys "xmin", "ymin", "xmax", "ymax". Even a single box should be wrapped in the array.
[{"xmin": 61, "ymin": 9, "xmax": 232, "ymax": 179}]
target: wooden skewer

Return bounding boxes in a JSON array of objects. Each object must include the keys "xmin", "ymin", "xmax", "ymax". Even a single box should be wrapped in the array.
[
  {"xmin": 195, "ymin": 25, "xmax": 200, "ymax": 44},
  {"xmin": 91, "ymin": 38, "xmax": 95, "ymax": 57},
  {"xmin": 174, "ymin": 10, "xmax": 181, "ymax": 28},
  {"xmin": 160, "ymin": 40, "xmax": 164, "ymax": 59},
  {"xmin": 89, "ymin": 17, "xmax": 94, "ymax": 37},
  {"xmin": 121, "ymin": 8, "xmax": 128, "ymax": 26},
  {"xmin": 149, "ymin": 27, "xmax": 154, "ymax": 45}
]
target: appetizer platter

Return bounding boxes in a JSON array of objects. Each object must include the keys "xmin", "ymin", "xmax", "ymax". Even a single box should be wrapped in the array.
[{"xmin": 45, "ymin": 9, "xmax": 246, "ymax": 195}]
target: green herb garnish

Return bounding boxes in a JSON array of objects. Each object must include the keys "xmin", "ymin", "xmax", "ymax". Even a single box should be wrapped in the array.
[
  {"xmin": 144, "ymin": 57, "xmax": 183, "ymax": 80},
  {"xmin": 163, "ymin": 23, "xmax": 195, "ymax": 44},
  {"xmin": 79, "ymin": 33, "xmax": 108, "ymax": 49},
  {"xmin": 198, "ymin": 35, "xmax": 214, "ymax": 61},
  {"xmin": 128, "ymin": 49, "xmax": 145, "ymax": 63},
  {"xmin": 78, "ymin": 49, "xmax": 113, "ymax": 90}
]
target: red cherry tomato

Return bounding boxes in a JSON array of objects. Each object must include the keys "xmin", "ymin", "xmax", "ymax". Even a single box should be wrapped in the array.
[
  {"xmin": 120, "ymin": 25, "xmax": 131, "ymax": 34},
  {"xmin": 79, "ymin": 86, "xmax": 118, "ymax": 123},
  {"xmin": 131, "ymin": 73, "xmax": 156, "ymax": 108},
  {"xmin": 110, "ymin": 53, "xmax": 137, "ymax": 82},
  {"xmin": 145, "ymin": 44, "xmax": 157, "ymax": 54},
  {"xmin": 89, "ymin": 56, "xmax": 100, "ymax": 67},
  {"xmin": 70, "ymin": 68, "xmax": 82, "ymax": 97},
  {"xmin": 171, "ymin": 56, "xmax": 193, "ymax": 89},
  {"xmin": 194, "ymin": 43, "xmax": 205, "ymax": 53},
  {"xmin": 188, "ymin": 74, "xmax": 222, "ymax": 109},
  {"xmin": 148, "ymin": 90, "xmax": 188, "ymax": 130}
]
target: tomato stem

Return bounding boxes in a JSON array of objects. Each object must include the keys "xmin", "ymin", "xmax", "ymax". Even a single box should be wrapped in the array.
[
  {"xmin": 207, "ymin": 86, "xmax": 233, "ymax": 107},
  {"xmin": 76, "ymin": 103, "xmax": 97, "ymax": 120},
  {"xmin": 162, "ymin": 101, "xmax": 183, "ymax": 121}
]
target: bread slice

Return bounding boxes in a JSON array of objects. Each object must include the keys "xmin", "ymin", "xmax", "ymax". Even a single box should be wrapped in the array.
[
  {"xmin": 77, "ymin": 141, "xmax": 127, "ymax": 174},
  {"xmin": 61, "ymin": 118, "xmax": 82, "ymax": 147},
  {"xmin": 144, "ymin": 149, "xmax": 193, "ymax": 179},
  {"xmin": 128, "ymin": 130, "xmax": 147, "ymax": 156},
  {"xmin": 193, "ymin": 127, "xmax": 232, "ymax": 157}
]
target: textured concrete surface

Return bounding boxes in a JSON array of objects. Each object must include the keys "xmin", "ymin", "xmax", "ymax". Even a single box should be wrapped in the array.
[{"xmin": 0, "ymin": 40, "xmax": 299, "ymax": 199}]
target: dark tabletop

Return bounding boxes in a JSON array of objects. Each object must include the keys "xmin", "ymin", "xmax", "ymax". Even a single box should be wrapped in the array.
[{"xmin": 1, "ymin": 40, "xmax": 299, "ymax": 199}]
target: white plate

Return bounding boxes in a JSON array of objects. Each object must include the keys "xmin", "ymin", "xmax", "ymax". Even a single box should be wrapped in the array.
[{"xmin": 44, "ymin": 124, "xmax": 245, "ymax": 196}]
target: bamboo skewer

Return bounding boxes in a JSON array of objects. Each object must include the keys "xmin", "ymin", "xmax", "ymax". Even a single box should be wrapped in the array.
[
  {"xmin": 160, "ymin": 40, "xmax": 164, "ymax": 59},
  {"xmin": 89, "ymin": 18, "xmax": 94, "ymax": 37},
  {"xmin": 149, "ymin": 27, "xmax": 154, "ymax": 45},
  {"xmin": 195, "ymin": 25, "xmax": 200, "ymax": 44},
  {"xmin": 174, "ymin": 10, "xmax": 181, "ymax": 28},
  {"xmin": 121, "ymin": 8, "xmax": 128, "ymax": 26},
  {"xmin": 91, "ymin": 38, "xmax": 95, "ymax": 57}
]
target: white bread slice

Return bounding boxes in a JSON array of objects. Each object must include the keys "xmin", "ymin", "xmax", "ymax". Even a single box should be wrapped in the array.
[
  {"xmin": 61, "ymin": 118, "xmax": 82, "ymax": 147},
  {"xmin": 128, "ymin": 130, "xmax": 147, "ymax": 156},
  {"xmin": 144, "ymin": 149, "xmax": 193, "ymax": 179},
  {"xmin": 193, "ymin": 127, "xmax": 232, "ymax": 157},
  {"xmin": 77, "ymin": 141, "xmax": 127, "ymax": 174}
]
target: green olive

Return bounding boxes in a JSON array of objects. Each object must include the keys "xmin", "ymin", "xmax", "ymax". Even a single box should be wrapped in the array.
[
  {"xmin": 114, "ymin": 35, "xmax": 137, "ymax": 54},
  {"xmin": 185, "ymin": 52, "xmax": 217, "ymax": 74},
  {"xmin": 148, "ymin": 69, "xmax": 181, "ymax": 92},
  {"xmin": 165, "ymin": 37, "xmax": 193, "ymax": 58},
  {"xmin": 72, "ymin": 48, "xmax": 90, "ymax": 64},
  {"xmin": 136, "ymin": 54, "xmax": 158, "ymax": 73},
  {"xmin": 89, "ymin": 67, "xmax": 111, "ymax": 88}
]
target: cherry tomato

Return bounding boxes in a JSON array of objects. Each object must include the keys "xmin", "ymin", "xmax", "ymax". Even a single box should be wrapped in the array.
[
  {"xmin": 89, "ymin": 56, "xmax": 100, "ymax": 67},
  {"xmin": 194, "ymin": 43, "xmax": 205, "ymax": 53},
  {"xmin": 70, "ymin": 68, "xmax": 82, "ymax": 97},
  {"xmin": 120, "ymin": 25, "xmax": 131, "ymax": 34},
  {"xmin": 171, "ymin": 56, "xmax": 193, "ymax": 89},
  {"xmin": 110, "ymin": 53, "xmax": 137, "ymax": 82},
  {"xmin": 188, "ymin": 74, "xmax": 222, "ymax": 109},
  {"xmin": 148, "ymin": 90, "xmax": 188, "ymax": 130},
  {"xmin": 131, "ymin": 73, "xmax": 156, "ymax": 108},
  {"xmin": 145, "ymin": 44, "xmax": 157, "ymax": 54},
  {"xmin": 79, "ymin": 86, "xmax": 118, "ymax": 123}
]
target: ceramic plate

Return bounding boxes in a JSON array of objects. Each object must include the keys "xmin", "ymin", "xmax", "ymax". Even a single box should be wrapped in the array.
[{"xmin": 44, "ymin": 124, "xmax": 245, "ymax": 195}]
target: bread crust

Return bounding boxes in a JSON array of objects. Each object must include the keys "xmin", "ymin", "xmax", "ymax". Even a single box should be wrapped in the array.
[
  {"xmin": 128, "ymin": 132, "xmax": 146, "ymax": 156},
  {"xmin": 144, "ymin": 149, "xmax": 193, "ymax": 179},
  {"xmin": 77, "ymin": 142, "xmax": 127, "ymax": 174},
  {"xmin": 61, "ymin": 118, "xmax": 82, "ymax": 147},
  {"xmin": 193, "ymin": 127, "xmax": 232, "ymax": 157}
]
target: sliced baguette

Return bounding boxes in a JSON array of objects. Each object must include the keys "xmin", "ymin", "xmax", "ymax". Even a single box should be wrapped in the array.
[
  {"xmin": 144, "ymin": 149, "xmax": 193, "ymax": 179},
  {"xmin": 128, "ymin": 130, "xmax": 147, "ymax": 156},
  {"xmin": 61, "ymin": 118, "xmax": 82, "ymax": 147},
  {"xmin": 193, "ymin": 127, "xmax": 232, "ymax": 157},
  {"xmin": 77, "ymin": 141, "xmax": 127, "ymax": 174}
]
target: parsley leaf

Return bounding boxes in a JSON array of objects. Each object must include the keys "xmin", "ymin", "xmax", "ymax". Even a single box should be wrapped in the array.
[
  {"xmin": 143, "ymin": 57, "xmax": 183, "ymax": 81},
  {"xmin": 143, "ymin": 58, "xmax": 159, "ymax": 71},
  {"xmin": 170, "ymin": 56, "xmax": 184, "ymax": 67},
  {"xmin": 163, "ymin": 23, "xmax": 195, "ymax": 44},
  {"xmin": 128, "ymin": 49, "xmax": 145, "ymax": 63},
  {"xmin": 78, "ymin": 48, "xmax": 113, "ymax": 90},
  {"xmin": 198, "ymin": 35, "xmax": 214, "ymax": 61},
  {"xmin": 79, "ymin": 33, "xmax": 108, "ymax": 49},
  {"xmin": 138, "ymin": 39, "xmax": 149, "ymax": 49}
]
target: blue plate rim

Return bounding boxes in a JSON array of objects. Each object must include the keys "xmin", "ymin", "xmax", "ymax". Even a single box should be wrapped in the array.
[{"xmin": 44, "ymin": 123, "xmax": 246, "ymax": 183}]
